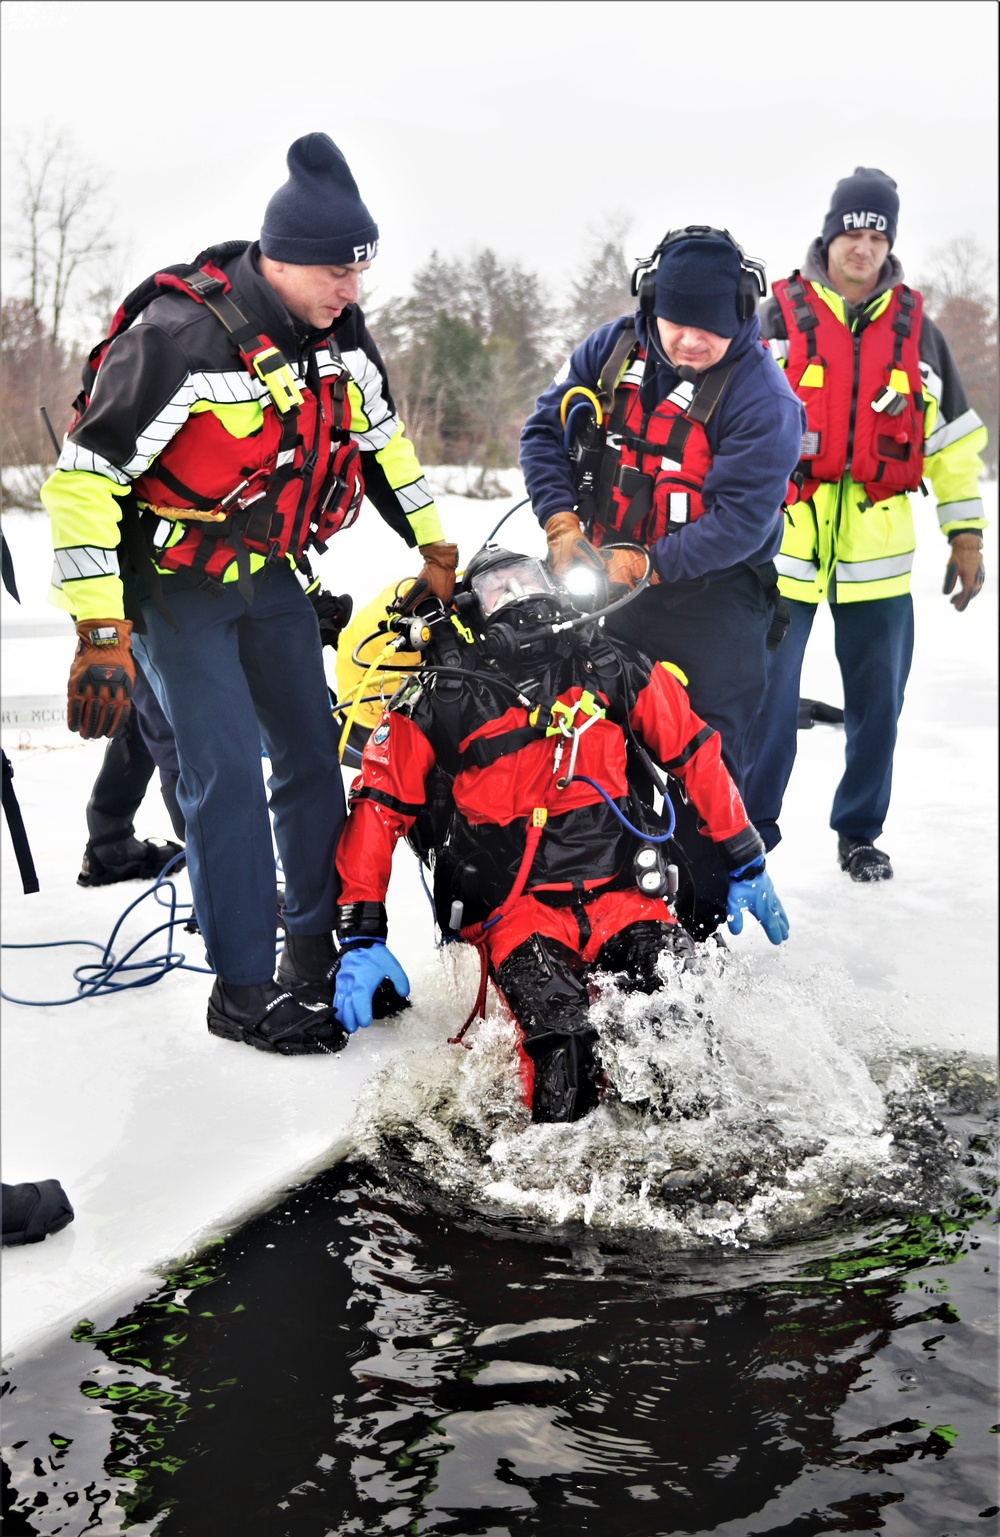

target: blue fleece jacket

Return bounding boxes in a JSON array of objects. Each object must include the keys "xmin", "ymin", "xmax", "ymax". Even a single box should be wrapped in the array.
[{"xmin": 519, "ymin": 311, "xmax": 805, "ymax": 583}]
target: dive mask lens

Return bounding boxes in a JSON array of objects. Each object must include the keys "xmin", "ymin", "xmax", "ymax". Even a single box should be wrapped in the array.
[{"xmin": 471, "ymin": 556, "xmax": 555, "ymax": 618}]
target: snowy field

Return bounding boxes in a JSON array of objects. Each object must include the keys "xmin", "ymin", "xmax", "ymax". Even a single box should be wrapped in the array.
[{"xmin": 1, "ymin": 476, "xmax": 997, "ymax": 1365}]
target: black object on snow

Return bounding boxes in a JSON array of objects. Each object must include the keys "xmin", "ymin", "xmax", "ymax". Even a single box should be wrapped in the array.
[
  {"xmin": 798, "ymin": 698, "xmax": 845, "ymax": 729},
  {"xmin": 1, "ymin": 1181, "xmax": 75, "ymax": 1246}
]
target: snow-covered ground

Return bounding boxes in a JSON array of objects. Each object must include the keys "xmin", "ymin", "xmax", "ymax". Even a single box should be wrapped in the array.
[{"xmin": 1, "ymin": 477, "xmax": 996, "ymax": 1364}]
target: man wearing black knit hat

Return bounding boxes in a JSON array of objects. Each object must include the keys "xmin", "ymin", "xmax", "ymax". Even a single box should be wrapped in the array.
[
  {"xmin": 519, "ymin": 227, "xmax": 804, "ymax": 938},
  {"xmin": 744, "ymin": 168, "xmax": 988, "ymax": 884},
  {"xmin": 42, "ymin": 132, "xmax": 457, "ymax": 1053}
]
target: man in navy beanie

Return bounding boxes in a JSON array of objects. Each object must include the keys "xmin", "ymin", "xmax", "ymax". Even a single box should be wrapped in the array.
[
  {"xmin": 519, "ymin": 227, "xmax": 804, "ymax": 940},
  {"xmin": 42, "ymin": 131, "xmax": 457, "ymax": 1052},
  {"xmin": 744, "ymin": 169, "xmax": 988, "ymax": 883}
]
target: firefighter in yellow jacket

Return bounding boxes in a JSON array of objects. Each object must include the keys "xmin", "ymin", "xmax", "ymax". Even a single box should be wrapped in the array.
[{"xmin": 745, "ymin": 168, "xmax": 987, "ymax": 882}]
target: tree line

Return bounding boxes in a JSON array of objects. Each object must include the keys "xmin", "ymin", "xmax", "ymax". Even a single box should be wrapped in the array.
[{"xmin": 2, "ymin": 133, "xmax": 997, "ymax": 506}]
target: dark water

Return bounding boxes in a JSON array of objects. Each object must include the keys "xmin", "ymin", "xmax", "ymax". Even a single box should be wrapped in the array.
[{"xmin": 2, "ymin": 1096, "xmax": 997, "ymax": 1537}]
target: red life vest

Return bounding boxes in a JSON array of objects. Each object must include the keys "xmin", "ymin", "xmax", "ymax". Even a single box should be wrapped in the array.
[
  {"xmin": 75, "ymin": 250, "xmax": 363, "ymax": 591},
  {"xmin": 581, "ymin": 333, "xmax": 734, "ymax": 548},
  {"xmin": 774, "ymin": 275, "xmax": 926, "ymax": 506}
]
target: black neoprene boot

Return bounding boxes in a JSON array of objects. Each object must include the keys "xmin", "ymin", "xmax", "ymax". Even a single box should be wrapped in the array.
[
  {"xmin": 495, "ymin": 936, "xmax": 603, "ymax": 1124},
  {"xmin": 596, "ymin": 920, "xmax": 695, "ymax": 991},
  {"xmin": 2, "ymin": 1181, "xmax": 75, "ymax": 1246},
  {"xmin": 206, "ymin": 978, "xmax": 346, "ymax": 1055},
  {"xmin": 276, "ymin": 932, "xmax": 338, "ymax": 1002},
  {"xmin": 78, "ymin": 832, "xmax": 184, "ymax": 886}
]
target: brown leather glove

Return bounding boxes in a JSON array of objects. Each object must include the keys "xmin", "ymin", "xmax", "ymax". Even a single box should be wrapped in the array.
[
  {"xmin": 394, "ymin": 541, "xmax": 459, "ymax": 613},
  {"xmin": 600, "ymin": 545, "xmax": 658, "ymax": 590},
  {"xmin": 544, "ymin": 511, "xmax": 602, "ymax": 581},
  {"xmin": 67, "ymin": 618, "xmax": 134, "ymax": 739},
  {"xmin": 943, "ymin": 532, "xmax": 985, "ymax": 612}
]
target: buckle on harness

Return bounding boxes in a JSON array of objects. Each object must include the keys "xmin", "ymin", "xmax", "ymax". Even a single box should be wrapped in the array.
[{"xmin": 252, "ymin": 346, "xmax": 305, "ymax": 414}]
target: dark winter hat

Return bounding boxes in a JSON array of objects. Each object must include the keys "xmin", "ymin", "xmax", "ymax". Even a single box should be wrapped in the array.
[
  {"xmin": 260, "ymin": 133, "xmax": 379, "ymax": 265},
  {"xmin": 653, "ymin": 236, "xmax": 743, "ymax": 335},
  {"xmin": 821, "ymin": 167, "xmax": 899, "ymax": 250}
]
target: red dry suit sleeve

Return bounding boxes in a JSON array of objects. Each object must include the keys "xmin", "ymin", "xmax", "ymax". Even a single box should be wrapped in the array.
[
  {"xmin": 628, "ymin": 662, "xmax": 751, "ymax": 843},
  {"xmin": 336, "ymin": 711, "xmax": 437, "ymax": 904}
]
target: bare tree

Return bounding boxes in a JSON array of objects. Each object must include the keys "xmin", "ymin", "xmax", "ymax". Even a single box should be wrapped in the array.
[
  {"xmin": 558, "ymin": 217, "xmax": 634, "ymax": 353},
  {"xmin": 921, "ymin": 235, "xmax": 999, "ymax": 478},
  {"xmin": 6, "ymin": 129, "xmax": 113, "ymax": 346}
]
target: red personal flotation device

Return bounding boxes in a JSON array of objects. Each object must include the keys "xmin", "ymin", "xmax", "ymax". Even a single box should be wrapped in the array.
[
  {"xmin": 574, "ymin": 327, "xmax": 736, "ymax": 547},
  {"xmin": 774, "ymin": 275, "xmax": 925, "ymax": 507},
  {"xmin": 72, "ymin": 242, "xmax": 362, "ymax": 597}
]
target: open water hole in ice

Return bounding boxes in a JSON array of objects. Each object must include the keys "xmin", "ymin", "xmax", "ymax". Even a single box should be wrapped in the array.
[{"xmin": 2, "ymin": 953, "xmax": 997, "ymax": 1536}]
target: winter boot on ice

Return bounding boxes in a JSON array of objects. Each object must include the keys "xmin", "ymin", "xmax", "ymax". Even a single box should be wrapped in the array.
[
  {"xmin": 206, "ymin": 979, "xmax": 347, "ymax": 1055},
  {"xmin": 1, "ymin": 1181, "xmax": 75, "ymax": 1246},
  {"xmin": 276, "ymin": 932, "xmax": 339, "ymax": 1004},
  {"xmin": 837, "ymin": 835, "xmax": 893, "ymax": 883},
  {"xmin": 78, "ymin": 832, "xmax": 184, "ymax": 886},
  {"xmin": 495, "ymin": 935, "xmax": 603, "ymax": 1123}
]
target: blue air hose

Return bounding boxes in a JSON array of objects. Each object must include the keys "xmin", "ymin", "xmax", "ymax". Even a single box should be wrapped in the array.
[
  {"xmin": 0, "ymin": 852, "xmax": 216, "ymax": 1007},
  {"xmin": 568, "ymin": 774, "xmax": 676, "ymax": 843}
]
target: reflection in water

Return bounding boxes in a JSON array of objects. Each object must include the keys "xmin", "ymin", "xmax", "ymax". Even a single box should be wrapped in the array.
[{"xmin": 2, "ymin": 1076, "xmax": 996, "ymax": 1536}]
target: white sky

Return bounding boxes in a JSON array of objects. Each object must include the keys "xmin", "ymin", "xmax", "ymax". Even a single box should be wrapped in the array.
[{"xmin": 1, "ymin": 0, "xmax": 998, "ymax": 326}]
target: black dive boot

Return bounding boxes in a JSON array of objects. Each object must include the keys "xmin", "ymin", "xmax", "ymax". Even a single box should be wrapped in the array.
[
  {"xmin": 276, "ymin": 932, "xmax": 338, "ymax": 1004},
  {"xmin": 596, "ymin": 920, "xmax": 695, "ymax": 991},
  {"xmin": 78, "ymin": 832, "xmax": 184, "ymax": 886},
  {"xmin": 495, "ymin": 936, "xmax": 603, "ymax": 1124},
  {"xmin": 206, "ymin": 979, "xmax": 347, "ymax": 1055}
]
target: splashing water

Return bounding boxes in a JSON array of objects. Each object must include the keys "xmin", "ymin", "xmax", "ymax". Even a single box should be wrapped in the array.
[{"xmin": 350, "ymin": 946, "xmax": 993, "ymax": 1244}]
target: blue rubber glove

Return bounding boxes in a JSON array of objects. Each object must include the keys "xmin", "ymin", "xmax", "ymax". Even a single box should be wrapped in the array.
[
  {"xmin": 726, "ymin": 861, "xmax": 789, "ymax": 946},
  {"xmin": 333, "ymin": 939, "xmax": 410, "ymax": 1034}
]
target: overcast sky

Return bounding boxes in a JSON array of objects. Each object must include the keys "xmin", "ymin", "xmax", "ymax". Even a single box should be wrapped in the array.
[{"xmin": 2, "ymin": 0, "xmax": 997, "ymax": 330}]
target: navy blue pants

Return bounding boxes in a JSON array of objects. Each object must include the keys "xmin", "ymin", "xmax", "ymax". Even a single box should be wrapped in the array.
[
  {"xmin": 744, "ymin": 595, "xmax": 914, "ymax": 851},
  {"xmin": 606, "ymin": 566, "xmax": 771, "ymax": 795},
  {"xmin": 133, "ymin": 563, "xmax": 343, "ymax": 984}
]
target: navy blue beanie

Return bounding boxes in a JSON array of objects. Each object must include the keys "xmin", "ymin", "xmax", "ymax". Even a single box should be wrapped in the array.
[
  {"xmin": 653, "ymin": 236, "xmax": 743, "ymax": 335},
  {"xmin": 260, "ymin": 133, "xmax": 379, "ymax": 265},
  {"xmin": 821, "ymin": 167, "xmax": 898, "ymax": 250}
]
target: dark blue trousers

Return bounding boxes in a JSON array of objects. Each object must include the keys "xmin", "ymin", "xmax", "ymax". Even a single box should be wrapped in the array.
[
  {"xmin": 606, "ymin": 566, "xmax": 771, "ymax": 794},
  {"xmin": 133, "ymin": 563, "xmax": 343, "ymax": 984},
  {"xmin": 744, "ymin": 595, "xmax": 914, "ymax": 851}
]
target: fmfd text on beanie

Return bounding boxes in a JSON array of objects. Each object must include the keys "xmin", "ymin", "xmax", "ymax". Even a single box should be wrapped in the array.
[
  {"xmin": 260, "ymin": 133, "xmax": 379, "ymax": 266},
  {"xmin": 821, "ymin": 168, "xmax": 899, "ymax": 250},
  {"xmin": 654, "ymin": 236, "xmax": 742, "ymax": 336}
]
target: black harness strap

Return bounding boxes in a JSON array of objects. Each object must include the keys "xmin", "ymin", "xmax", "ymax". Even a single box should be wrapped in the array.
[
  {"xmin": 785, "ymin": 273, "xmax": 820, "ymax": 360},
  {"xmin": 662, "ymin": 724, "xmax": 716, "ymax": 774},
  {"xmin": 350, "ymin": 785, "xmax": 425, "ymax": 818},
  {"xmin": 2, "ymin": 749, "xmax": 39, "ymax": 895},
  {"xmin": 459, "ymin": 724, "xmax": 547, "ymax": 773}
]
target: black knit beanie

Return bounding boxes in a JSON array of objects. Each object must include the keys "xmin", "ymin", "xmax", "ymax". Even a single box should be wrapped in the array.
[
  {"xmin": 653, "ymin": 236, "xmax": 743, "ymax": 335},
  {"xmin": 260, "ymin": 133, "xmax": 379, "ymax": 265},
  {"xmin": 821, "ymin": 168, "xmax": 899, "ymax": 250}
]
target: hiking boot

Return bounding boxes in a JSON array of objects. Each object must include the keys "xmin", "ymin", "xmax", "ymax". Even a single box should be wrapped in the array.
[
  {"xmin": 78, "ymin": 833, "xmax": 184, "ymax": 887},
  {"xmin": 2, "ymin": 1181, "xmax": 75, "ymax": 1246},
  {"xmin": 528, "ymin": 1032, "xmax": 603, "ymax": 1124},
  {"xmin": 206, "ymin": 978, "xmax": 347, "ymax": 1056},
  {"xmin": 276, "ymin": 932, "xmax": 338, "ymax": 1004},
  {"xmin": 837, "ymin": 836, "xmax": 893, "ymax": 883}
]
